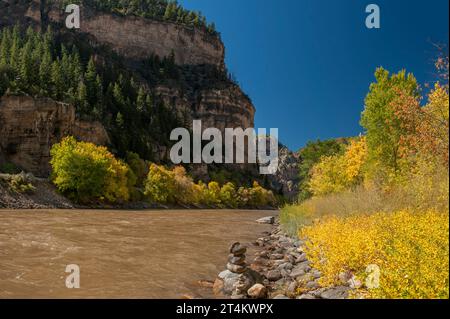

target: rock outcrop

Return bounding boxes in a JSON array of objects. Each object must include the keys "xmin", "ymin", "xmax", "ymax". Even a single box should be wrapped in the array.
[
  {"xmin": 0, "ymin": 95, "xmax": 109, "ymax": 176},
  {"xmin": 2, "ymin": 0, "xmax": 224, "ymax": 68},
  {"xmin": 267, "ymin": 145, "xmax": 301, "ymax": 201},
  {"xmin": 45, "ymin": 2, "xmax": 225, "ymax": 68}
]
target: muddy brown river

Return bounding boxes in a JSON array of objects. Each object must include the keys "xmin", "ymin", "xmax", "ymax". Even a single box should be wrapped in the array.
[{"xmin": 0, "ymin": 209, "xmax": 276, "ymax": 299}]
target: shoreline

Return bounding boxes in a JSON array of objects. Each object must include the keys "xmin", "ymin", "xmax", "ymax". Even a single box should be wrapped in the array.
[
  {"xmin": 0, "ymin": 174, "xmax": 278, "ymax": 211},
  {"xmin": 211, "ymin": 219, "xmax": 354, "ymax": 300}
]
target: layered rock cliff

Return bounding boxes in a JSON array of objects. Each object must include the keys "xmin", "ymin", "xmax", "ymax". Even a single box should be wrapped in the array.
[
  {"xmin": 46, "ymin": 2, "xmax": 225, "ymax": 68},
  {"xmin": 0, "ymin": 95, "xmax": 108, "ymax": 176}
]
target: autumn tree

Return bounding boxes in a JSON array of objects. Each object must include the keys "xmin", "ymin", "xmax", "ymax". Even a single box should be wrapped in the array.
[
  {"xmin": 392, "ymin": 83, "xmax": 449, "ymax": 166},
  {"xmin": 297, "ymin": 139, "xmax": 346, "ymax": 201},
  {"xmin": 308, "ymin": 137, "xmax": 367, "ymax": 196},
  {"xmin": 361, "ymin": 68, "xmax": 419, "ymax": 177}
]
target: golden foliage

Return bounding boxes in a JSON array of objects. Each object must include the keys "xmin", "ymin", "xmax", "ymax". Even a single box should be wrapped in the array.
[
  {"xmin": 308, "ymin": 137, "xmax": 367, "ymax": 196},
  {"xmin": 50, "ymin": 136, "xmax": 130, "ymax": 203},
  {"xmin": 144, "ymin": 164, "xmax": 276, "ymax": 208},
  {"xmin": 392, "ymin": 83, "xmax": 449, "ymax": 166},
  {"xmin": 300, "ymin": 210, "xmax": 449, "ymax": 299}
]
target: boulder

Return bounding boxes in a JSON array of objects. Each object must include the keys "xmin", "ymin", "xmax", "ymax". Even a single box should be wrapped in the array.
[
  {"xmin": 256, "ymin": 216, "xmax": 275, "ymax": 224},
  {"xmin": 217, "ymin": 270, "xmax": 241, "ymax": 295},
  {"xmin": 266, "ymin": 270, "xmax": 282, "ymax": 281},
  {"xmin": 247, "ymin": 284, "xmax": 268, "ymax": 299},
  {"xmin": 290, "ymin": 261, "xmax": 311, "ymax": 278},
  {"xmin": 305, "ymin": 280, "xmax": 320, "ymax": 290},
  {"xmin": 320, "ymin": 286, "xmax": 351, "ymax": 299},
  {"xmin": 286, "ymin": 281, "xmax": 298, "ymax": 295},
  {"xmin": 233, "ymin": 273, "xmax": 254, "ymax": 296}
]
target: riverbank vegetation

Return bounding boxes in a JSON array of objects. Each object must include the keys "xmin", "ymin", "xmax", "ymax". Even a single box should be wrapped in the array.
[
  {"xmin": 49, "ymin": 136, "xmax": 276, "ymax": 208},
  {"xmin": 144, "ymin": 164, "xmax": 276, "ymax": 207},
  {"xmin": 281, "ymin": 53, "xmax": 449, "ymax": 298},
  {"xmin": 0, "ymin": 172, "xmax": 36, "ymax": 194}
]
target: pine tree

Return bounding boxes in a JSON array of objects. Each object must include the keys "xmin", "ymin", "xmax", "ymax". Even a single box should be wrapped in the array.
[
  {"xmin": 0, "ymin": 29, "xmax": 11, "ymax": 67},
  {"xmin": 77, "ymin": 80, "xmax": 88, "ymax": 114},
  {"xmin": 163, "ymin": 2, "xmax": 175, "ymax": 20},
  {"xmin": 136, "ymin": 86, "xmax": 146, "ymax": 112},
  {"xmin": 9, "ymin": 36, "xmax": 20, "ymax": 74},
  {"xmin": 113, "ymin": 82, "xmax": 125, "ymax": 107},
  {"xmin": 70, "ymin": 49, "xmax": 83, "ymax": 88},
  {"xmin": 39, "ymin": 48, "xmax": 52, "ymax": 95},
  {"xmin": 193, "ymin": 12, "xmax": 200, "ymax": 26},
  {"xmin": 85, "ymin": 56, "xmax": 98, "ymax": 105},
  {"xmin": 51, "ymin": 60, "xmax": 64, "ymax": 100},
  {"xmin": 95, "ymin": 74, "xmax": 104, "ymax": 115},
  {"xmin": 116, "ymin": 111, "xmax": 124, "ymax": 128},
  {"xmin": 18, "ymin": 40, "xmax": 33, "ymax": 90},
  {"xmin": 60, "ymin": 45, "xmax": 71, "ymax": 88}
]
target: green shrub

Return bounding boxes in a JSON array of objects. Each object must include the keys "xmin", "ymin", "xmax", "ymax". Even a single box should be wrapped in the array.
[
  {"xmin": 50, "ymin": 136, "xmax": 131, "ymax": 203},
  {"xmin": 144, "ymin": 164, "xmax": 177, "ymax": 204},
  {"xmin": 0, "ymin": 172, "xmax": 36, "ymax": 194},
  {"xmin": 0, "ymin": 162, "xmax": 21, "ymax": 174}
]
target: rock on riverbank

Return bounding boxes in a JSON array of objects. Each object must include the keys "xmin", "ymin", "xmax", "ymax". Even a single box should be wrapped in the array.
[{"xmin": 213, "ymin": 218, "xmax": 354, "ymax": 299}]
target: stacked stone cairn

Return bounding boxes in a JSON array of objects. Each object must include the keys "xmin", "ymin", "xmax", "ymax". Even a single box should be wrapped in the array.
[
  {"xmin": 212, "ymin": 242, "xmax": 265, "ymax": 299},
  {"xmin": 227, "ymin": 242, "xmax": 248, "ymax": 274}
]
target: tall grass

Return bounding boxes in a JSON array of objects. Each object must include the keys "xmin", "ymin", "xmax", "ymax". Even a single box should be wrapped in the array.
[{"xmin": 281, "ymin": 165, "xmax": 449, "ymax": 236}]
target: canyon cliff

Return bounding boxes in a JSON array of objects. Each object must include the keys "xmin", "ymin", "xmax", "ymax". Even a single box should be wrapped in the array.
[
  {"xmin": 0, "ymin": 95, "xmax": 108, "ymax": 176},
  {"xmin": 0, "ymin": 0, "xmax": 255, "ymax": 169}
]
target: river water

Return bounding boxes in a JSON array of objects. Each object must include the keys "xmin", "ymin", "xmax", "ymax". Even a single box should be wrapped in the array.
[{"xmin": 0, "ymin": 209, "xmax": 276, "ymax": 298}]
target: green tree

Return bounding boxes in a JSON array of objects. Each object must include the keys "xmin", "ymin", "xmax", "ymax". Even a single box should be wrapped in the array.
[
  {"xmin": 0, "ymin": 29, "xmax": 11, "ymax": 67},
  {"xmin": 361, "ymin": 68, "xmax": 419, "ymax": 176},
  {"xmin": 77, "ymin": 80, "xmax": 88, "ymax": 113},
  {"xmin": 18, "ymin": 40, "xmax": 33, "ymax": 90},
  {"xmin": 297, "ymin": 139, "xmax": 346, "ymax": 201},
  {"xmin": 136, "ymin": 86, "xmax": 146, "ymax": 112},
  {"xmin": 51, "ymin": 60, "xmax": 64, "ymax": 100},
  {"xmin": 39, "ymin": 49, "xmax": 52, "ymax": 95},
  {"xmin": 85, "ymin": 56, "xmax": 98, "ymax": 105}
]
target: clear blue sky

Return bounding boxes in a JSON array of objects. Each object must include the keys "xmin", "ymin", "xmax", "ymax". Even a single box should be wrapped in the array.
[{"xmin": 179, "ymin": 0, "xmax": 449, "ymax": 151}]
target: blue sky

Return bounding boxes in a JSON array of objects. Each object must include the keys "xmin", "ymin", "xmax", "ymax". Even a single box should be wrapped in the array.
[{"xmin": 179, "ymin": 0, "xmax": 449, "ymax": 151}]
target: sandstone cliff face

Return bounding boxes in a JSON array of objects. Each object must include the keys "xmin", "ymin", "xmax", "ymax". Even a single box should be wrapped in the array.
[
  {"xmin": 45, "ymin": 2, "xmax": 225, "ymax": 68},
  {"xmin": 0, "ymin": 96, "xmax": 109, "ymax": 177},
  {"xmin": 156, "ymin": 84, "xmax": 255, "ymax": 131}
]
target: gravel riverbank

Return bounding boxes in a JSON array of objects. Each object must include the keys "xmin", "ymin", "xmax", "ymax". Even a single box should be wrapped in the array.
[{"xmin": 213, "ymin": 218, "xmax": 355, "ymax": 299}]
